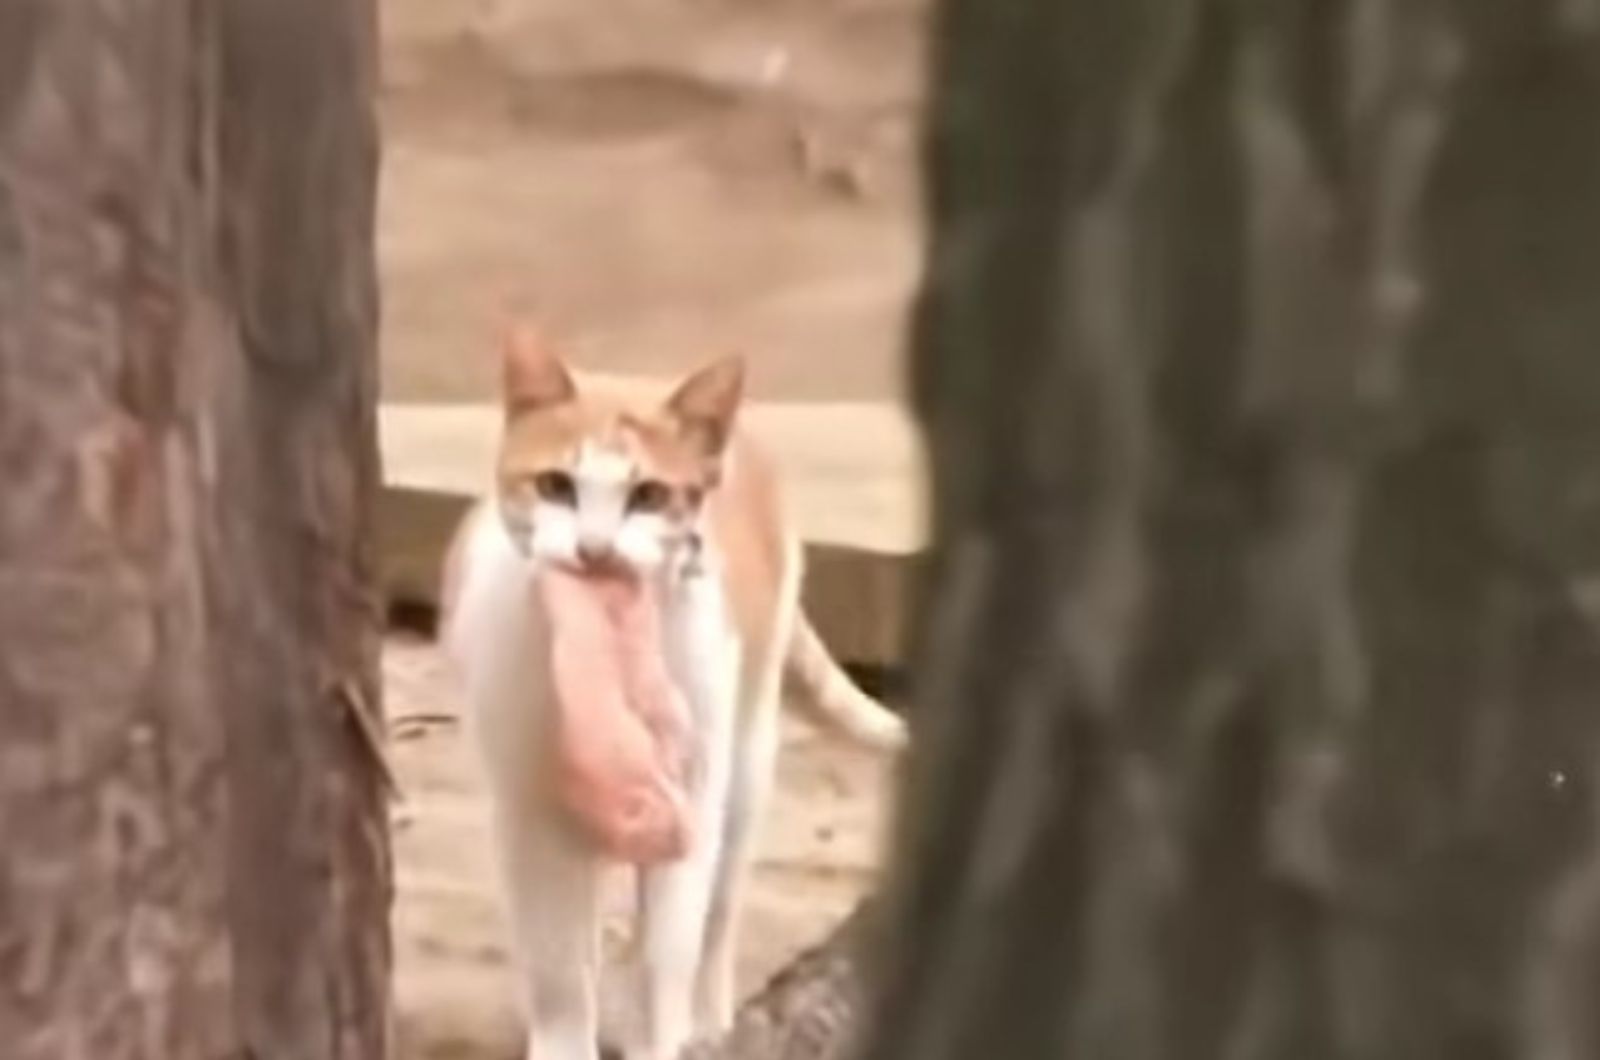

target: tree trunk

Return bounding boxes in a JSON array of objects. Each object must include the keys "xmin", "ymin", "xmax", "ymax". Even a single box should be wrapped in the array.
[
  {"xmin": 859, "ymin": 1, "xmax": 1600, "ymax": 1057},
  {"xmin": 702, "ymin": 2, "xmax": 1600, "ymax": 1059},
  {"xmin": 0, "ymin": 4, "xmax": 386, "ymax": 1059},
  {"xmin": 683, "ymin": 904, "xmax": 878, "ymax": 1060}
]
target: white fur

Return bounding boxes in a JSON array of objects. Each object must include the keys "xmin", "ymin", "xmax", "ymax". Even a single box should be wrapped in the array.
[
  {"xmin": 633, "ymin": 557, "xmax": 739, "ymax": 1059},
  {"xmin": 505, "ymin": 441, "xmax": 676, "ymax": 574},
  {"xmin": 448, "ymin": 504, "xmax": 768, "ymax": 1060}
]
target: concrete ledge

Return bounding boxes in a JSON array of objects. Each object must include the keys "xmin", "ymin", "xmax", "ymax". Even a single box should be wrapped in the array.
[{"xmin": 379, "ymin": 393, "xmax": 926, "ymax": 668}]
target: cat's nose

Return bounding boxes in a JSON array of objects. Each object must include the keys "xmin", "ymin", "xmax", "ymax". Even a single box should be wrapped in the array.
[{"xmin": 576, "ymin": 537, "xmax": 615, "ymax": 569}]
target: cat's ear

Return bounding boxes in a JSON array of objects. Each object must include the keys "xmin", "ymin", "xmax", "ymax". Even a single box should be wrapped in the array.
[
  {"xmin": 503, "ymin": 324, "xmax": 577, "ymax": 413},
  {"xmin": 663, "ymin": 354, "xmax": 745, "ymax": 454}
]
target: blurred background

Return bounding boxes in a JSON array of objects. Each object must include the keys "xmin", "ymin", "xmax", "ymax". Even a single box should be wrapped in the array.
[{"xmin": 380, "ymin": 0, "xmax": 924, "ymax": 405}]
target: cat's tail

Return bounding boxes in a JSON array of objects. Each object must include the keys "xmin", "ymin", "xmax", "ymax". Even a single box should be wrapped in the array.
[{"xmin": 782, "ymin": 609, "xmax": 908, "ymax": 752}]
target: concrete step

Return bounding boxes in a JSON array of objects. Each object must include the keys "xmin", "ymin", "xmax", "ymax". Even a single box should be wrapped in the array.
[{"xmin": 379, "ymin": 388, "xmax": 926, "ymax": 669}]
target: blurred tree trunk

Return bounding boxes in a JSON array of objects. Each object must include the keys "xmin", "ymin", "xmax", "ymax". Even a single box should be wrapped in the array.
[
  {"xmin": 683, "ymin": 904, "xmax": 877, "ymax": 1060},
  {"xmin": 700, "ymin": 2, "xmax": 1600, "ymax": 1059},
  {"xmin": 0, "ymin": 4, "xmax": 386, "ymax": 1059}
]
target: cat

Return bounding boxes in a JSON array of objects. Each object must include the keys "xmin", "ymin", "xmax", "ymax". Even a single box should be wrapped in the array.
[{"xmin": 440, "ymin": 326, "xmax": 907, "ymax": 1060}]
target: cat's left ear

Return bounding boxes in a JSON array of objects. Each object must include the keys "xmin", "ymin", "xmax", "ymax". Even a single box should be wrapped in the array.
[
  {"xmin": 663, "ymin": 355, "xmax": 745, "ymax": 455},
  {"xmin": 503, "ymin": 323, "xmax": 578, "ymax": 414}
]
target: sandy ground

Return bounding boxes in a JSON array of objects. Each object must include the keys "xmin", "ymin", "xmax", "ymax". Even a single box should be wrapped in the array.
[
  {"xmin": 386, "ymin": 636, "xmax": 899, "ymax": 1059},
  {"xmin": 378, "ymin": 0, "xmax": 924, "ymax": 1055}
]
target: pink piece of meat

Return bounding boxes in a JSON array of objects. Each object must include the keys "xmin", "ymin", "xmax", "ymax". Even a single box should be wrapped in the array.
[{"xmin": 537, "ymin": 565, "xmax": 694, "ymax": 864}]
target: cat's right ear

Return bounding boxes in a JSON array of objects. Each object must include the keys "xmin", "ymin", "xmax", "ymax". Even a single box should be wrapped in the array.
[
  {"xmin": 503, "ymin": 325, "xmax": 577, "ymax": 413},
  {"xmin": 663, "ymin": 354, "xmax": 745, "ymax": 455}
]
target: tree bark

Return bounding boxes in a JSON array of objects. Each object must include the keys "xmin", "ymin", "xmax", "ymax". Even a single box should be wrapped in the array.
[
  {"xmin": 683, "ymin": 903, "xmax": 878, "ymax": 1060},
  {"xmin": 0, "ymin": 4, "xmax": 386, "ymax": 1059},
  {"xmin": 694, "ymin": 2, "xmax": 1600, "ymax": 1060}
]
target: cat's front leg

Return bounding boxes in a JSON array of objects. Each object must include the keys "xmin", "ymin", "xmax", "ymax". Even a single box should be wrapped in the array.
[
  {"xmin": 485, "ymin": 795, "xmax": 605, "ymax": 1060},
  {"xmin": 469, "ymin": 672, "xmax": 608, "ymax": 1060},
  {"xmin": 452, "ymin": 522, "xmax": 607, "ymax": 1060},
  {"xmin": 630, "ymin": 575, "xmax": 739, "ymax": 1060}
]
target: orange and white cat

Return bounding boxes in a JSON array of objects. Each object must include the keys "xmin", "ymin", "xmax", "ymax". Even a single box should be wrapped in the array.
[{"xmin": 441, "ymin": 328, "xmax": 906, "ymax": 1060}]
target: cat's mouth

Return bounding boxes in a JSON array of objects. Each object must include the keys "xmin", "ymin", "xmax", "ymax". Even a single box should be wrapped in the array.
[
  {"xmin": 575, "ymin": 539, "xmax": 621, "ymax": 570},
  {"xmin": 571, "ymin": 553, "xmax": 634, "ymax": 579},
  {"xmin": 547, "ymin": 543, "xmax": 642, "ymax": 581}
]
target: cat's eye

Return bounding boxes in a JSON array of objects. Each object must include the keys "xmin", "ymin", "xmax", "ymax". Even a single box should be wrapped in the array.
[
  {"xmin": 627, "ymin": 479, "xmax": 672, "ymax": 513},
  {"xmin": 531, "ymin": 470, "xmax": 576, "ymax": 506}
]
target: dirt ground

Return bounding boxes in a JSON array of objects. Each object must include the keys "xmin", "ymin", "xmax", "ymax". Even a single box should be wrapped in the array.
[
  {"xmin": 378, "ymin": 0, "xmax": 924, "ymax": 1055},
  {"xmin": 386, "ymin": 636, "xmax": 899, "ymax": 1059}
]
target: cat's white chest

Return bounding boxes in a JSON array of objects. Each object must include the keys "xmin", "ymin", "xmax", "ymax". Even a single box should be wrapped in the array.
[{"xmin": 655, "ymin": 562, "xmax": 740, "ymax": 743}]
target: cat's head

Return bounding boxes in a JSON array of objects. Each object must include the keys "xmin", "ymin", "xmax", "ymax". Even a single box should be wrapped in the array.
[{"xmin": 493, "ymin": 326, "xmax": 744, "ymax": 575}]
